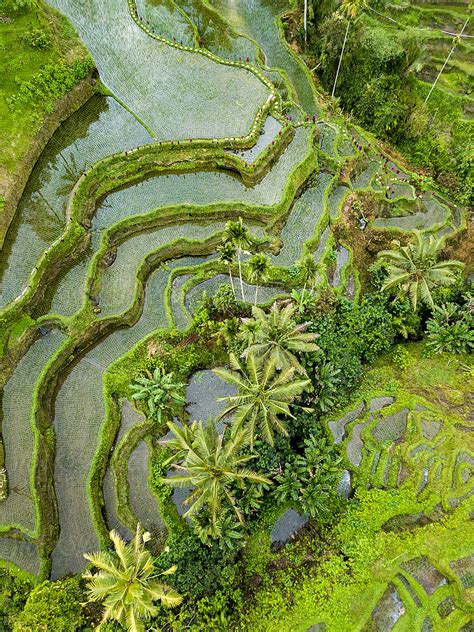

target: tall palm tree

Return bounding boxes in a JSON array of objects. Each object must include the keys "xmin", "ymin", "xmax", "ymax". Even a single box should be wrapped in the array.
[
  {"xmin": 130, "ymin": 367, "xmax": 185, "ymax": 425},
  {"xmin": 218, "ymin": 241, "xmax": 237, "ymax": 298},
  {"xmin": 297, "ymin": 251, "xmax": 319, "ymax": 311},
  {"xmin": 83, "ymin": 525, "xmax": 182, "ymax": 632},
  {"xmin": 223, "ymin": 217, "xmax": 252, "ymax": 302},
  {"xmin": 247, "ymin": 253, "xmax": 271, "ymax": 306},
  {"xmin": 214, "ymin": 353, "xmax": 311, "ymax": 446},
  {"xmin": 304, "ymin": 0, "xmax": 308, "ymax": 48},
  {"xmin": 163, "ymin": 419, "xmax": 270, "ymax": 531},
  {"xmin": 377, "ymin": 230, "xmax": 463, "ymax": 311},
  {"xmin": 241, "ymin": 301, "xmax": 320, "ymax": 374},
  {"xmin": 332, "ymin": 0, "xmax": 367, "ymax": 98}
]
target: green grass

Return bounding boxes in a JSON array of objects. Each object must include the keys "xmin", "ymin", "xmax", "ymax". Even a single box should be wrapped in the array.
[{"xmin": 0, "ymin": 1, "xmax": 88, "ymax": 179}]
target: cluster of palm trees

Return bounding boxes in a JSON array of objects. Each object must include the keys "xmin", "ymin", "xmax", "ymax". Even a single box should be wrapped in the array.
[
  {"xmin": 377, "ymin": 230, "xmax": 463, "ymax": 312},
  {"xmin": 163, "ymin": 300, "xmax": 319, "ymax": 538},
  {"xmin": 218, "ymin": 217, "xmax": 271, "ymax": 305}
]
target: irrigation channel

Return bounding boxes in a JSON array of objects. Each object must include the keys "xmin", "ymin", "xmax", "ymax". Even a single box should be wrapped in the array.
[{"xmin": 0, "ymin": 0, "xmax": 464, "ymax": 582}]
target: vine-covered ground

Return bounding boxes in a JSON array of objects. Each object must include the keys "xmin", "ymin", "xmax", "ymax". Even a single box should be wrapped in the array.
[{"xmin": 0, "ymin": 0, "xmax": 472, "ymax": 630}]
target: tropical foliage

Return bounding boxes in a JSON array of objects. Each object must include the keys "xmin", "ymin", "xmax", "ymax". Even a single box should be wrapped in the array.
[
  {"xmin": 130, "ymin": 367, "xmax": 185, "ymax": 424},
  {"xmin": 83, "ymin": 526, "xmax": 181, "ymax": 631},
  {"xmin": 241, "ymin": 301, "xmax": 320, "ymax": 374},
  {"xmin": 377, "ymin": 231, "xmax": 463, "ymax": 311},
  {"xmin": 163, "ymin": 419, "xmax": 270, "ymax": 536},
  {"xmin": 274, "ymin": 433, "xmax": 343, "ymax": 519},
  {"xmin": 425, "ymin": 301, "xmax": 474, "ymax": 355},
  {"xmin": 214, "ymin": 353, "xmax": 312, "ymax": 446},
  {"xmin": 247, "ymin": 252, "xmax": 271, "ymax": 305},
  {"xmin": 223, "ymin": 217, "xmax": 252, "ymax": 302}
]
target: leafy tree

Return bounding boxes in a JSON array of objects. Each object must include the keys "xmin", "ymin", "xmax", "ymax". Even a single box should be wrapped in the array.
[
  {"xmin": 214, "ymin": 353, "xmax": 311, "ymax": 446},
  {"xmin": 163, "ymin": 419, "xmax": 270, "ymax": 535},
  {"xmin": 223, "ymin": 217, "xmax": 252, "ymax": 302},
  {"xmin": 313, "ymin": 362, "xmax": 341, "ymax": 413},
  {"xmin": 377, "ymin": 231, "xmax": 463, "ymax": 311},
  {"xmin": 12, "ymin": 578, "xmax": 82, "ymax": 632},
  {"xmin": 218, "ymin": 242, "xmax": 237, "ymax": 298},
  {"xmin": 425, "ymin": 302, "xmax": 474, "ymax": 354},
  {"xmin": 247, "ymin": 253, "xmax": 271, "ymax": 306},
  {"xmin": 241, "ymin": 301, "xmax": 320, "ymax": 374},
  {"xmin": 83, "ymin": 526, "xmax": 182, "ymax": 632},
  {"xmin": 130, "ymin": 367, "xmax": 185, "ymax": 424},
  {"xmin": 274, "ymin": 433, "xmax": 343, "ymax": 519}
]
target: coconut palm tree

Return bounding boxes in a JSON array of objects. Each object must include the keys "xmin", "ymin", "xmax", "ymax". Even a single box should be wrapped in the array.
[
  {"xmin": 297, "ymin": 251, "xmax": 319, "ymax": 312},
  {"xmin": 223, "ymin": 217, "xmax": 252, "ymax": 302},
  {"xmin": 218, "ymin": 241, "xmax": 237, "ymax": 298},
  {"xmin": 83, "ymin": 525, "xmax": 182, "ymax": 632},
  {"xmin": 332, "ymin": 0, "xmax": 367, "ymax": 98},
  {"xmin": 130, "ymin": 367, "xmax": 185, "ymax": 424},
  {"xmin": 377, "ymin": 230, "xmax": 463, "ymax": 311},
  {"xmin": 241, "ymin": 301, "xmax": 320, "ymax": 374},
  {"xmin": 247, "ymin": 253, "xmax": 271, "ymax": 306},
  {"xmin": 214, "ymin": 353, "xmax": 311, "ymax": 446},
  {"xmin": 163, "ymin": 419, "xmax": 270, "ymax": 531}
]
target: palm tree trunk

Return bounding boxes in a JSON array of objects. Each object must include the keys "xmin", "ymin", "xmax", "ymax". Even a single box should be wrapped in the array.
[
  {"xmin": 228, "ymin": 268, "xmax": 236, "ymax": 298},
  {"xmin": 304, "ymin": 0, "xmax": 308, "ymax": 49},
  {"xmin": 254, "ymin": 283, "xmax": 259, "ymax": 306},
  {"xmin": 332, "ymin": 17, "xmax": 351, "ymax": 99},
  {"xmin": 424, "ymin": 15, "xmax": 470, "ymax": 104},
  {"xmin": 237, "ymin": 251, "xmax": 246, "ymax": 302}
]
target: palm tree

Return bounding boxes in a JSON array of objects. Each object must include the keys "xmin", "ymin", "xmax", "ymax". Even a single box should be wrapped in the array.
[
  {"xmin": 241, "ymin": 301, "xmax": 320, "ymax": 374},
  {"xmin": 425, "ymin": 11, "xmax": 471, "ymax": 104},
  {"xmin": 304, "ymin": 0, "xmax": 308, "ymax": 48},
  {"xmin": 218, "ymin": 241, "xmax": 237, "ymax": 298},
  {"xmin": 297, "ymin": 251, "xmax": 319, "ymax": 311},
  {"xmin": 247, "ymin": 253, "xmax": 271, "ymax": 306},
  {"xmin": 130, "ymin": 367, "xmax": 185, "ymax": 425},
  {"xmin": 83, "ymin": 525, "xmax": 182, "ymax": 632},
  {"xmin": 332, "ymin": 0, "xmax": 367, "ymax": 99},
  {"xmin": 223, "ymin": 217, "xmax": 252, "ymax": 302},
  {"xmin": 163, "ymin": 419, "xmax": 270, "ymax": 532},
  {"xmin": 214, "ymin": 353, "xmax": 311, "ymax": 446},
  {"xmin": 377, "ymin": 230, "xmax": 463, "ymax": 311}
]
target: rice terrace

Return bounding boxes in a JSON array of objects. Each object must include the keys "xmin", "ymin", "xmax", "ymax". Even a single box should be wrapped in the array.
[{"xmin": 0, "ymin": 0, "xmax": 473, "ymax": 629}]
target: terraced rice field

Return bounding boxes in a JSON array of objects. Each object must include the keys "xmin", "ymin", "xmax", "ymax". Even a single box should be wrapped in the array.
[{"xmin": 0, "ymin": 0, "xmax": 466, "ymax": 599}]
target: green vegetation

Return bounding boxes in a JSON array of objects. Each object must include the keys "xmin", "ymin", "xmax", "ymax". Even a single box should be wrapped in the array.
[
  {"xmin": 0, "ymin": 0, "xmax": 471, "ymax": 629},
  {"xmin": 0, "ymin": 0, "xmax": 91, "ymax": 241},
  {"xmin": 83, "ymin": 525, "xmax": 182, "ymax": 631},
  {"xmin": 290, "ymin": 0, "xmax": 473, "ymax": 204}
]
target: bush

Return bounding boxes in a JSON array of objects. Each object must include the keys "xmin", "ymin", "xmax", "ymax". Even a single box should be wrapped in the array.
[
  {"xmin": 425, "ymin": 302, "xmax": 474, "ymax": 355},
  {"xmin": 303, "ymin": 294, "xmax": 395, "ymax": 406},
  {"xmin": 154, "ymin": 532, "xmax": 238, "ymax": 599},
  {"xmin": 12, "ymin": 578, "xmax": 84, "ymax": 631},
  {"xmin": 23, "ymin": 28, "xmax": 50, "ymax": 49},
  {"xmin": 0, "ymin": 570, "xmax": 32, "ymax": 629},
  {"xmin": 273, "ymin": 431, "xmax": 344, "ymax": 521}
]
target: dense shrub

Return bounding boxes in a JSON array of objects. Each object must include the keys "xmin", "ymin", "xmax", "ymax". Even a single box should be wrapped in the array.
[
  {"xmin": 12, "ymin": 578, "xmax": 84, "ymax": 631},
  {"xmin": 7, "ymin": 59, "xmax": 94, "ymax": 114},
  {"xmin": 0, "ymin": 570, "xmax": 32, "ymax": 629},
  {"xmin": 425, "ymin": 302, "xmax": 474, "ymax": 355},
  {"xmin": 154, "ymin": 531, "xmax": 238, "ymax": 599},
  {"xmin": 273, "ymin": 431, "xmax": 344, "ymax": 521},
  {"xmin": 23, "ymin": 28, "xmax": 51, "ymax": 49},
  {"xmin": 302, "ymin": 294, "xmax": 395, "ymax": 406}
]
